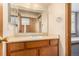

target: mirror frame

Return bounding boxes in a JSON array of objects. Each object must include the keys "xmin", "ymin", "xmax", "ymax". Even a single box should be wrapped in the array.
[{"xmin": 8, "ymin": 3, "xmax": 49, "ymax": 36}]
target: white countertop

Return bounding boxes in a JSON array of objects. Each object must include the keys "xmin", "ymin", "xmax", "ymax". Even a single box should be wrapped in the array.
[{"xmin": 5, "ymin": 35, "xmax": 59, "ymax": 43}]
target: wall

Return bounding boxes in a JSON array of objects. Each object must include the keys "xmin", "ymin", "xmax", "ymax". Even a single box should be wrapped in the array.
[
  {"xmin": 3, "ymin": 3, "xmax": 8, "ymax": 37},
  {"xmin": 48, "ymin": 3, "xmax": 65, "ymax": 56}
]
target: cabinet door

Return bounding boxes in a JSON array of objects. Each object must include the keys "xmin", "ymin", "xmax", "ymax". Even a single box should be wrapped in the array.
[
  {"xmin": 7, "ymin": 43, "xmax": 24, "ymax": 52},
  {"xmin": 0, "ymin": 43, "xmax": 2, "ymax": 56},
  {"xmin": 39, "ymin": 46, "xmax": 58, "ymax": 56},
  {"xmin": 10, "ymin": 49, "xmax": 38, "ymax": 56},
  {"xmin": 25, "ymin": 40, "xmax": 49, "ymax": 48}
]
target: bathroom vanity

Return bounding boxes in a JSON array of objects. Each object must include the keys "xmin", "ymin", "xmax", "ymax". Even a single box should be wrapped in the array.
[
  {"xmin": 3, "ymin": 4, "xmax": 59, "ymax": 56},
  {"xmin": 5, "ymin": 36, "xmax": 59, "ymax": 56}
]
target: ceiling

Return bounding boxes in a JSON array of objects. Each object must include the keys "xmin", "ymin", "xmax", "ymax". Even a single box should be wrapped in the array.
[
  {"xmin": 10, "ymin": 3, "xmax": 50, "ymax": 13},
  {"xmin": 72, "ymin": 3, "xmax": 79, "ymax": 12}
]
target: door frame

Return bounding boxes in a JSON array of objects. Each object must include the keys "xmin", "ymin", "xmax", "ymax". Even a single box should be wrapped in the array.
[
  {"xmin": 0, "ymin": 3, "xmax": 3, "ymax": 37},
  {"xmin": 65, "ymin": 3, "xmax": 71, "ymax": 56}
]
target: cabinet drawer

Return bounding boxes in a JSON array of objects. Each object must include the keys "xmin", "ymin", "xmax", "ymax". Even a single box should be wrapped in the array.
[
  {"xmin": 10, "ymin": 49, "xmax": 37, "ymax": 56},
  {"xmin": 39, "ymin": 46, "xmax": 58, "ymax": 56},
  {"xmin": 25, "ymin": 40, "xmax": 49, "ymax": 48},
  {"xmin": 7, "ymin": 42, "xmax": 24, "ymax": 51},
  {"xmin": 50, "ymin": 39, "xmax": 58, "ymax": 46}
]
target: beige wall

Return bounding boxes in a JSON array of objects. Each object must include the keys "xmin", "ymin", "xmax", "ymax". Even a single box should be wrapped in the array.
[
  {"xmin": 48, "ymin": 3, "xmax": 65, "ymax": 56},
  {"xmin": 3, "ymin": 3, "xmax": 9, "ymax": 37}
]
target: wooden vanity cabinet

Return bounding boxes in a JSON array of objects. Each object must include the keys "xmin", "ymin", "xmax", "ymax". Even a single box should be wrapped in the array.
[
  {"xmin": 39, "ymin": 39, "xmax": 59, "ymax": 56},
  {"xmin": 6, "ymin": 39, "xmax": 59, "ymax": 56},
  {"xmin": 7, "ymin": 42, "xmax": 24, "ymax": 52},
  {"xmin": 25, "ymin": 40, "xmax": 49, "ymax": 48},
  {"xmin": 39, "ymin": 46, "xmax": 58, "ymax": 56},
  {"xmin": 10, "ymin": 49, "xmax": 38, "ymax": 56},
  {"xmin": 0, "ymin": 43, "xmax": 2, "ymax": 56}
]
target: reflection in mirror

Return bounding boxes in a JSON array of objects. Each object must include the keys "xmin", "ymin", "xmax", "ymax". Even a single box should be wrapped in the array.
[{"xmin": 8, "ymin": 3, "xmax": 49, "ymax": 36}]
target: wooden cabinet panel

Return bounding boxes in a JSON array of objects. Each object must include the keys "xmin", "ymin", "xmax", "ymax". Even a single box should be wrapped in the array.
[
  {"xmin": 50, "ymin": 39, "xmax": 58, "ymax": 46},
  {"xmin": 7, "ymin": 43, "xmax": 24, "ymax": 51},
  {"xmin": 50, "ymin": 46, "xmax": 58, "ymax": 56},
  {"xmin": 25, "ymin": 40, "xmax": 49, "ymax": 48},
  {"xmin": 0, "ymin": 43, "xmax": 2, "ymax": 56},
  {"xmin": 10, "ymin": 49, "xmax": 37, "ymax": 56},
  {"xmin": 39, "ymin": 46, "xmax": 58, "ymax": 56},
  {"xmin": 7, "ymin": 39, "xmax": 59, "ymax": 56},
  {"xmin": 0, "ymin": 3, "xmax": 3, "ymax": 55}
]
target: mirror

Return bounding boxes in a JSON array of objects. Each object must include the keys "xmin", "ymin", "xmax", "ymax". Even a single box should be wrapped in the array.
[{"xmin": 8, "ymin": 3, "xmax": 49, "ymax": 36}]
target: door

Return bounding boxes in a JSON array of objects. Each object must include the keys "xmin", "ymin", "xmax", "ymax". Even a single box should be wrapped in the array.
[
  {"xmin": 0, "ymin": 3, "xmax": 3, "ymax": 37},
  {"xmin": 65, "ymin": 3, "xmax": 71, "ymax": 56}
]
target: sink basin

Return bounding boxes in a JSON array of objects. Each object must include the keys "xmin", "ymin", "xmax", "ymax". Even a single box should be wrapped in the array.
[{"xmin": 31, "ymin": 36, "xmax": 46, "ymax": 39}]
